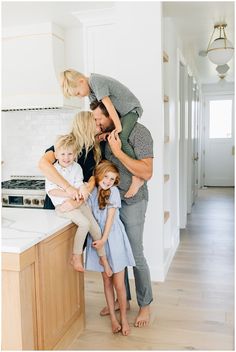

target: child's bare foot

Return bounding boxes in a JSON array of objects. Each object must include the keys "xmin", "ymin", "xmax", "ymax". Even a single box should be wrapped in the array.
[
  {"xmin": 111, "ymin": 317, "xmax": 122, "ymax": 333},
  {"xmin": 99, "ymin": 256, "xmax": 113, "ymax": 277},
  {"xmin": 121, "ymin": 318, "xmax": 130, "ymax": 336},
  {"xmin": 100, "ymin": 300, "xmax": 130, "ymax": 316},
  {"xmin": 70, "ymin": 254, "xmax": 84, "ymax": 272},
  {"xmin": 124, "ymin": 176, "xmax": 144, "ymax": 198}
]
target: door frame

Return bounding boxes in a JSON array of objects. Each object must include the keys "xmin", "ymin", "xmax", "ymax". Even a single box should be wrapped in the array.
[
  {"xmin": 201, "ymin": 90, "xmax": 235, "ymax": 187},
  {"xmin": 177, "ymin": 48, "xmax": 188, "ymax": 229}
]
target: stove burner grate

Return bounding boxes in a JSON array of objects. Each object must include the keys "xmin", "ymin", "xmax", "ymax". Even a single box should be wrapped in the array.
[{"xmin": 2, "ymin": 179, "xmax": 45, "ymax": 190}]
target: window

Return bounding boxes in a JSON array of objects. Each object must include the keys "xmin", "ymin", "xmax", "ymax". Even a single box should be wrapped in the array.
[{"xmin": 209, "ymin": 100, "xmax": 232, "ymax": 138}]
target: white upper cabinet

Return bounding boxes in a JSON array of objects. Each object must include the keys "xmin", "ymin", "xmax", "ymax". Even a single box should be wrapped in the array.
[{"xmin": 2, "ymin": 23, "xmax": 82, "ymax": 110}]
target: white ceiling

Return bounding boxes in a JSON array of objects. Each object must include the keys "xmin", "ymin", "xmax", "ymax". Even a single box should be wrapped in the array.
[
  {"xmin": 163, "ymin": 1, "xmax": 235, "ymax": 84},
  {"xmin": 2, "ymin": 1, "xmax": 235, "ymax": 85},
  {"xmin": 1, "ymin": 1, "xmax": 114, "ymax": 28}
]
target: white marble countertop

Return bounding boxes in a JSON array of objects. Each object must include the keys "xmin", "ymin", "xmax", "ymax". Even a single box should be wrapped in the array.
[{"xmin": 2, "ymin": 208, "xmax": 72, "ymax": 254}]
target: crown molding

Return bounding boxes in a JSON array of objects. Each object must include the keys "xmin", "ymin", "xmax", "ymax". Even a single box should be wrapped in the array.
[{"xmin": 72, "ymin": 7, "xmax": 115, "ymax": 26}]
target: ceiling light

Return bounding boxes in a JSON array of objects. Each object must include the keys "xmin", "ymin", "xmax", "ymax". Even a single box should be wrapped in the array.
[{"xmin": 207, "ymin": 24, "xmax": 234, "ymax": 65}]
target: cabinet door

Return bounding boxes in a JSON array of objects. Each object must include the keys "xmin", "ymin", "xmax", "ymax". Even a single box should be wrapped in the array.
[
  {"xmin": 37, "ymin": 225, "xmax": 84, "ymax": 350},
  {"xmin": 2, "ymin": 247, "xmax": 38, "ymax": 350}
]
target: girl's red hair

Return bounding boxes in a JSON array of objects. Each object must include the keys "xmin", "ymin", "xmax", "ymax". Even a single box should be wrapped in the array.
[{"xmin": 94, "ymin": 161, "xmax": 120, "ymax": 209}]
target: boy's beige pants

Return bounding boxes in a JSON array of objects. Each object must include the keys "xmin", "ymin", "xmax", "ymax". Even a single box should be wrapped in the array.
[{"xmin": 56, "ymin": 203, "xmax": 105, "ymax": 256}]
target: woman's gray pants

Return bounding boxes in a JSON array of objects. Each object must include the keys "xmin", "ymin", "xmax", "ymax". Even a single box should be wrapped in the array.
[{"xmin": 120, "ymin": 199, "xmax": 153, "ymax": 307}]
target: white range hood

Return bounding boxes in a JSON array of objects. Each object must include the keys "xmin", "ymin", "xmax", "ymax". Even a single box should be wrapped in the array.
[{"xmin": 2, "ymin": 22, "xmax": 82, "ymax": 111}]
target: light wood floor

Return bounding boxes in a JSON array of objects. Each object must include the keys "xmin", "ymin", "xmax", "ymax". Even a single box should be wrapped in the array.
[{"xmin": 68, "ymin": 187, "xmax": 234, "ymax": 350}]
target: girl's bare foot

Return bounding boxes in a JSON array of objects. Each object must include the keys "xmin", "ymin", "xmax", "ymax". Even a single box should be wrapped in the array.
[
  {"xmin": 100, "ymin": 299, "xmax": 130, "ymax": 316},
  {"xmin": 124, "ymin": 176, "xmax": 144, "ymax": 198},
  {"xmin": 111, "ymin": 317, "xmax": 122, "ymax": 333},
  {"xmin": 70, "ymin": 254, "xmax": 84, "ymax": 272},
  {"xmin": 121, "ymin": 318, "xmax": 130, "ymax": 336},
  {"xmin": 99, "ymin": 257, "xmax": 113, "ymax": 277}
]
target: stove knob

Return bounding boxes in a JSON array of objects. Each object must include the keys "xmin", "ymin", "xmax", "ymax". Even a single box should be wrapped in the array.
[
  {"xmin": 24, "ymin": 198, "xmax": 31, "ymax": 205},
  {"xmin": 32, "ymin": 199, "xmax": 39, "ymax": 205},
  {"xmin": 40, "ymin": 199, "xmax": 45, "ymax": 206},
  {"xmin": 2, "ymin": 197, "xmax": 8, "ymax": 204}
]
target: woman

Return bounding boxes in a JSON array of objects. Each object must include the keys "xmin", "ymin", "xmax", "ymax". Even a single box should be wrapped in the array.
[{"xmin": 38, "ymin": 111, "xmax": 103, "ymax": 210}]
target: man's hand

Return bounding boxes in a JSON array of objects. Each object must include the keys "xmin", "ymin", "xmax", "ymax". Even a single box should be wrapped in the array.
[
  {"xmin": 59, "ymin": 199, "xmax": 83, "ymax": 212},
  {"xmin": 92, "ymin": 239, "xmax": 105, "ymax": 250},
  {"xmin": 65, "ymin": 185, "xmax": 81, "ymax": 201},
  {"xmin": 107, "ymin": 130, "xmax": 122, "ymax": 157}
]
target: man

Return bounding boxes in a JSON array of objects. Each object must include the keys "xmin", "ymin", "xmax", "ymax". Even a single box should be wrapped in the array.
[{"xmin": 90, "ymin": 100, "xmax": 154, "ymax": 328}]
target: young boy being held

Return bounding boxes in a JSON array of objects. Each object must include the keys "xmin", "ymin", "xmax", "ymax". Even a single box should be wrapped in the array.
[
  {"xmin": 45, "ymin": 133, "xmax": 112, "ymax": 277},
  {"xmin": 60, "ymin": 69, "xmax": 144, "ymax": 198}
]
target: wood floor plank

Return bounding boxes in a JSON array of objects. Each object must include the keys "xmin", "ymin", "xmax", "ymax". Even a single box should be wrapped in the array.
[{"xmin": 67, "ymin": 187, "xmax": 234, "ymax": 350}]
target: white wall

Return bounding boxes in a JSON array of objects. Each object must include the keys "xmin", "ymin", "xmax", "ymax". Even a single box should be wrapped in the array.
[
  {"xmin": 114, "ymin": 2, "xmax": 163, "ymax": 280},
  {"xmin": 163, "ymin": 17, "xmax": 180, "ymax": 242}
]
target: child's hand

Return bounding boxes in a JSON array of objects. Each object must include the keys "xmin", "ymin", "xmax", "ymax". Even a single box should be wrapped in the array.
[
  {"xmin": 79, "ymin": 183, "xmax": 89, "ymax": 201},
  {"xmin": 92, "ymin": 239, "xmax": 105, "ymax": 250},
  {"xmin": 115, "ymin": 126, "xmax": 122, "ymax": 133},
  {"xmin": 96, "ymin": 132, "xmax": 111, "ymax": 142}
]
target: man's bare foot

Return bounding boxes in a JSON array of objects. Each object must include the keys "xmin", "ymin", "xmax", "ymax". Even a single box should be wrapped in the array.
[
  {"xmin": 121, "ymin": 318, "xmax": 130, "ymax": 336},
  {"xmin": 70, "ymin": 254, "xmax": 84, "ymax": 272},
  {"xmin": 134, "ymin": 305, "xmax": 150, "ymax": 328},
  {"xmin": 99, "ymin": 257, "xmax": 113, "ymax": 277},
  {"xmin": 100, "ymin": 300, "xmax": 130, "ymax": 316},
  {"xmin": 124, "ymin": 176, "xmax": 144, "ymax": 198},
  {"xmin": 111, "ymin": 317, "xmax": 122, "ymax": 333}
]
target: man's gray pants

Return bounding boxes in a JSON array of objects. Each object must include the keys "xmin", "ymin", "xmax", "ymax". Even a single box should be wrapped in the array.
[{"xmin": 120, "ymin": 199, "xmax": 153, "ymax": 307}]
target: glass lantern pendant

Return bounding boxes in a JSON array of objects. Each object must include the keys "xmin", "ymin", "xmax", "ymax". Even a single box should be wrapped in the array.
[{"xmin": 207, "ymin": 24, "xmax": 234, "ymax": 65}]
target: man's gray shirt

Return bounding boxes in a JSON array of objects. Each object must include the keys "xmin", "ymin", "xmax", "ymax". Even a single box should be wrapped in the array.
[
  {"xmin": 88, "ymin": 73, "xmax": 143, "ymax": 117},
  {"xmin": 105, "ymin": 122, "xmax": 154, "ymax": 205}
]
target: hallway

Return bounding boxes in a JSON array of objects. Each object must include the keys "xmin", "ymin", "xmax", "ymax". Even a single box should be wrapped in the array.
[{"xmin": 68, "ymin": 187, "xmax": 234, "ymax": 350}]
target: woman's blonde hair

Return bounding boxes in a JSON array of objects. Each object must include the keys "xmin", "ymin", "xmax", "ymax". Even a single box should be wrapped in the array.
[
  {"xmin": 94, "ymin": 160, "xmax": 120, "ymax": 209},
  {"xmin": 60, "ymin": 69, "xmax": 86, "ymax": 97},
  {"xmin": 71, "ymin": 111, "xmax": 101, "ymax": 164},
  {"xmin": 55, "ymin": 134, "xmax": 77, "ymax": 155}
]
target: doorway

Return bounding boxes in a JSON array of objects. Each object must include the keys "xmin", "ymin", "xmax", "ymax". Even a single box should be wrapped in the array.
[{"xmin": 203, "ymin": 95, "xmax": 234, "ymax": 186}]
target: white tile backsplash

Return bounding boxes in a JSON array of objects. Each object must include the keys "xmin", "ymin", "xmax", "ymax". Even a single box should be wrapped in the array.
[{"xmin": 2, "ymin": 109, "xmax": 77, "ymax": 180}]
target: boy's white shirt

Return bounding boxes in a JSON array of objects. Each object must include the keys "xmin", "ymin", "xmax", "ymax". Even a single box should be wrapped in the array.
[{"xmin": 45, "ymin": 161, "xmax": 84, "ymax": 206}]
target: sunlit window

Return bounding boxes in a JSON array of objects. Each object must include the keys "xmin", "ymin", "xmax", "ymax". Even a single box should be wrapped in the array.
[{"xmin": 209, "ymin": 100, "xmax": 232, "ymax": 138}]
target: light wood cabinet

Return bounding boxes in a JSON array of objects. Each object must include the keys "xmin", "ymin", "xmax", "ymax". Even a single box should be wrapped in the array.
[
  {"xmin": 2, "ymin": 246, "xmax": 38, "ymax": 350},
  {"xmin": 2, "ymin": 224, "xmax": 85, "ymax": 350}
]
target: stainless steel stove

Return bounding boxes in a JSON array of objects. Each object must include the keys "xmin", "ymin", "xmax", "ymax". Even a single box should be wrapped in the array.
[{"xmin": 2, "ymin": 176, "xmax": 46, "ymax": 208}]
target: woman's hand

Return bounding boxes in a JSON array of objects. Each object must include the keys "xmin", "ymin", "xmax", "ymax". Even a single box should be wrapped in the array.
[
  {"xmin": 65, "ymin": 185, "xmax": 81, "ymax": 201},
  {"xmin": 92, "ymin": 239, "xmax": 105, "ymax": 250}
]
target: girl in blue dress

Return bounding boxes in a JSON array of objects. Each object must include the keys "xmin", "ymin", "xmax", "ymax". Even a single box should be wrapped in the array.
[{"xmin": 86, "ymin": 160, "xmax": 135, "ymax": 336}]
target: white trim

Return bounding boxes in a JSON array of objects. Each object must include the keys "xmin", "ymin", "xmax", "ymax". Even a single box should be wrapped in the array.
[
  {"xmin": 73, "ymin": 7, "xmax": 116, "ymax": 78},
  {"xmin": 72, "ymin": 8, "xmax": 115, "ymax": 26},
  {"xmin": 177, "ymin": 47, "xmax": 188, "ymax": 229}
]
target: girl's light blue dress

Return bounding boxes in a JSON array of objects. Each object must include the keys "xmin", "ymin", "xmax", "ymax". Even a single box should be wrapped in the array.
[{"xmin": 85, "ymin": 186, "xmax": 135, "ymax": 273}]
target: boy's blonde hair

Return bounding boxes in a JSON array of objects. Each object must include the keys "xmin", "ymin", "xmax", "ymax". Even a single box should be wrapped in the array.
[
  {"xmin": 55, "ymin": 134, "xmax": 78, "ymax": 155},
  {"xmin": 60, "ymin": 69, "xmax": 86, "ymax": 97},
  {"xmin": 71, "ymin": 111, "xmax": 101, "ymax": 164}
]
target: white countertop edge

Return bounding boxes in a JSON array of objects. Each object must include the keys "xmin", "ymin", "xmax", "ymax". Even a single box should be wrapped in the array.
[{"xmin": 2, "ymin": 209, "xmax": 73, "ymax": 254}]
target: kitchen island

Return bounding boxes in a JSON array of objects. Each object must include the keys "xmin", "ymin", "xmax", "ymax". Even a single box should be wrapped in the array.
[{"xmin": 2, "ymin": 208, "xmax": 85, "ymax": 350}]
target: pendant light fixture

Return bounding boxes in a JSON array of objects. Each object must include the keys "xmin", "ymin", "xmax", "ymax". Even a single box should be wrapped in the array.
[{"xmin": 207, "ymin": 23, "xmax": 234, "ymax": 65}]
